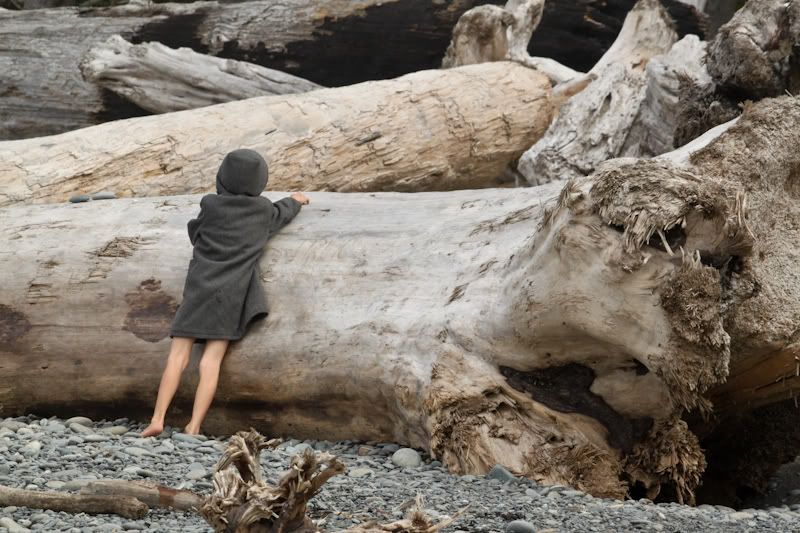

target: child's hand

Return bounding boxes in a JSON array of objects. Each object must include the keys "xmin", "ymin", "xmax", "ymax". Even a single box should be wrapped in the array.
[{"xmin": 291, "ymin": 192, "xmax": 310, "ymax": 205}]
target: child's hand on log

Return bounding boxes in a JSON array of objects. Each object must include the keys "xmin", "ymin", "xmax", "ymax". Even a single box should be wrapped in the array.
[{"xmin": 291, "ymin": 192, "xmax": 310, "ymax": 205}]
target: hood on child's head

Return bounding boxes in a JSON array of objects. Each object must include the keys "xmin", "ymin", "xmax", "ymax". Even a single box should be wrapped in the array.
[{"xmin": 216, "ymin": 149, "xmax": 269, "ymax": 196}]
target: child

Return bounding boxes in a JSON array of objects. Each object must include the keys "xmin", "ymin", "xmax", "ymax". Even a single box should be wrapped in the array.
[{"xmin": 141, "ymin": 149, "xmax": 309, "ymax": 437}]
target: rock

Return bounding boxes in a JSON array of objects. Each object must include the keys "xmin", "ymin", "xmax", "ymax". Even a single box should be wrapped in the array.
[
  {"xmin": 729, "ymin": 511, "xmax": 754, "ymax": 521},
  {"xmin": 391, "ymin": 448, "xmax": 422, "ymax": 468},
  {"xmin": 45, "ymin": 480, "xmax": 65, "ymax": 490},
  {"xmin": 525, "ymin": 488, "xmax": 538, "ymax": 498},
  {"xmin": 102, "ymin": 426, "xmax": 130, "ymax": 436},
  {"xmin": 0, "ymin": 464, "xmax": 10, "ymax": 475},
  {"xmin": 357, "ymin": 445, "xmax": 373, "ymax": 456},
  {"xmin": 0, "ymin": 427, "xmax": 15, "ymax": 438},
  {"xmin": 15, "ymin": 427, "xmax": 34, "ymax": 436},
  {"xmin": 91, "ymin": 191, "xmax": 117, "ymax": 200},
  {"xmin": 186, "ymin": 463, "xmax": 207, "ymax": 480},
  {"xmin": 195, "ymin": 446, "xmax": 216, "ymax": 454},
  {"xmin": 0, "ymin": 420, "xmax": 26, "ymax": 431},
  {"xmin": 21, "ymin": 441, "xmax": 42, "ymax": 457},
  {"xmin": 30, "ymin": 514, "xmax": 48, "ymax": 523},
  {"xmin": 69, "ymin": 423, "xmax": 93, "ymax": 435},
  {"xmin": 68, "ymin": 194, "xmax": 91, "ymax": 203},
  {"xmin": 381, "ymin": 443, "xmax": 400, "ymax": 453},
  {"xmin": 506, "ymin": 520, "xmax": 536, "ymax": 533},
  {"xmin": 172, "ymin": 433, "xmax": 202, "ymax": 445},
  {"xmin": 349, "ymin": 467, "xmax": 374, "ymax": 478},
  {"xmin": 65, "ymin": 417, "xmax": 93, "ymax": 426},
  {"xmin": 122, "ymin": 447, "xmax": 153, "ymax": 458},
  {"xmin": 0, "ymin": 516, "xmax": 31, "ymax": 533},
  {"xmin": 44, "ymin": 422, "xmax": 66, "ymax": 434},
  {"xmin": 83, "ymin": 434, "xmax": 110, "ymax": 443},
  {"xmin": 487, "ymin": 464, "xmax": 517, "ymax": 483}
]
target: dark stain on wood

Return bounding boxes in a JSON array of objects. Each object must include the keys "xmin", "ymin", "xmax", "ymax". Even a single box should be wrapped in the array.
[
  {"xmin": 447, "ymin": 283, "xmax": 468, "ymax": 305},
  {"xmin": 156, "ymin": 485, "xmax": 177, "ymax": 508},
  {"xmin": 123, "ymin": 279, "xmax": 178, "ymax": 343},
  {"xmin": 0, "ymin": 304, "xmax": 32, "ymax": 348},
  {"xmin": 500, "ymin": 363, "xmax": 652, "ymax": 453}
]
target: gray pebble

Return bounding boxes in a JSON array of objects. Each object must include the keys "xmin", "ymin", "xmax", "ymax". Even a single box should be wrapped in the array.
[
  {"xmin": 505, "ymin": 519, "xmax": 536, "ymax": 533},
  {"xmin": 91, "ymin": 191, "xmax": 117, "ymax": 200},
  {"xmin": 69, "ymin": 423, "xmax": 93, "ymax": 435},
  {"xmin": 349, "ymin": 467, "xmax": 374, "ymax": 478},
  {"xmin": 68, "ymin": 194, "xmax": 91, "ymax": 204},
  {"xmin": 65, "ymin": 416, "xmax": 92, "ymax": 426},
  {"xmin": 487, "ymin": 464, "xmax": 517, "ymax": 483},
  {"xmin": 122, "ymin": 446, "xmax": 153, "ymax": 458},
  {"xmin": 0, "ymin": 420, "xmax": 27, "ymax": 432},
  {"xmin": 391, "ymin": 448, "xmax": 421, "ymax": 468}
]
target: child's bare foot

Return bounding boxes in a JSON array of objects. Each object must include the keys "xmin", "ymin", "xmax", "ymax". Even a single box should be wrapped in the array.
[
  {"xmin": 183, "ymin": 424, "xmax": 201, "ymax": 435},
  {"xmin": 140, "ymin": 421, "xmax": 164, "ymax": 438}
]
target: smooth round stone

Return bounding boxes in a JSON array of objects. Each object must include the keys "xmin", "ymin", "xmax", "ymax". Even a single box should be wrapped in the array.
[
  {"xmin": 68, "ymin": 194, "xmax": 91, "ymax": 204},
  {"xmin": 21, "ymin": 441, "xmax": 42, "ymax": 457},
  {"xmin": 0, "ymin": 420, "xmax": 27, "ymax": 432},
  {"xmin": 83, "ymin": 434, "xmax": 110, "ymax": 443},
  {"xmin": 102, "ymin": 426, "xmax": 130, "ymax": 436},
  {"xmin": 91, "ymin": 191, "xmax": 117, "ymax": 200},
  {"xmin": 65, "ymin": 417, "xmax": 92, "ymax": 426},
  {"xmin": 44, "ymin": 423, "xmax": 66, "ymax": 434},
  {"xmin": 69, "ymin": 423, "xmax": 93, "ymax": 435},
  {"xmin": 172, "ymin": 433, "xmax": 202, "ymax": 445},
  {"xmin": 349, "ymin": 467, "xmax": 374, "ymax": 478},
  {"xmin": 391, "ymin": 448, "xmax": 422, "ymax": 468},
  {"xmin": 506, "ymin": 520, "xmax": 536, "ymax": 533},
  {"xmin": 45, "ymin": 480, "xmax": 65, "ymax": 490},
  {"xmin": 487, "ymin": 464, "xmax": 517, "ymax": 483},
  {"xmin": 16, "ymin": 427, "xmax": 35, "ymax": 436},
  {"xmin": 0, "ymin": 464, "xmax": 11, "ymax": 475},
  {"xmin": 123, "ymin": 447, "xmax": 153, "ymax": 458}
]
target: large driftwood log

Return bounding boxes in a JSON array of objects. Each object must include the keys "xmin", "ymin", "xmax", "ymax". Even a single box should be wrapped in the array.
[
  {"xmin": 0, "ymin": 62, "xmax": 554, "ymax": 206},
  {"xmin": 707, "ymin": 0, "xmax": 800, "ymax": 99},
  {"xmin": 441, "ymin": 0, "xmax": 582, "ymax": 84},
  {"xmin": 0, "ymin": 0, "xmax": 705, "ymax": 140},
  {"xmin": 517, "ymin": 0, "xmax": 678, "ymax": 185},
  {"xmin": 620, "ymin": 34, "xmax": 709, "ymax": 157},
  {"xmin": 80, "ymin": 35, "xmax": 322, "ymax": 114},
  {"xmin": 2, "ymin": 97, "xmax": 799, "ymax": 502}
]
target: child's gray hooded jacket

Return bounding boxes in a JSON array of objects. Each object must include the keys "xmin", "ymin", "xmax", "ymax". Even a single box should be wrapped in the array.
[{"xmin": 170, "ymin": 149, "xmax": 301, "ymax": 341}]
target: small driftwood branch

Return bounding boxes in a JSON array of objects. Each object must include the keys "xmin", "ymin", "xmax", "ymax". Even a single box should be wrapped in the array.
[
  {"xmin": 0, "ymin": 484, "xmax": 148, "ymax": 519},
  {"xmin": 80, "ymin": 479, "xmax": 204, "ymax": 512}
]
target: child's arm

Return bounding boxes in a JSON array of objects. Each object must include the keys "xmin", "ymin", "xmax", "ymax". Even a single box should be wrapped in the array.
[
  {"xmin": 268, "ymin": 192, "xmax": 308, "ymax": 234},
  {"xmin": 187, "ymin": 199, "xmax": 207, "ymax": 245}
]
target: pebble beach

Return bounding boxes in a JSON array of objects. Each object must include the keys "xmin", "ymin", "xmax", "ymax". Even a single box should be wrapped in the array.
[{"xmin": 1, "ymin": 415, "xmax": 799, "ymax": 532}]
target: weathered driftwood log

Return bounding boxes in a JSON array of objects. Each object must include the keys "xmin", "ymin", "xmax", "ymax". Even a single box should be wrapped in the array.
[
  {"xmin": 707, "ymin": 0, "xmax": 800, "ymax": 99},
  {"xmin": 0, "ymin": 62, "xmax": 554, "ymax": 206},
  {"xmin": 0, "ymin": 484, "xmax": 148, "ymax": 518},
  {"xmin": 517, "ymin": 0, "xmax": 678, "ymax": 185},
  {"xmin": 0, "ymin": 0, "xmax": 705, "ymax": 140},
  {"xmin": 620, "ymin": 34, "xmax": 709, "ymax": 157},
  {"xmin": 80, "ymin": 479, "xmax": 204, "ymax": 512},
  {"xmin": 441, "ymin": 0, "xmax": 582, "ymax": 84},
  {"xmin": 80, "ymin": 35, "xmax": 322, "ymax": 114},
  {"xmin": 2, "ymin": 97, "xmax": 800, "ymax": 502}
]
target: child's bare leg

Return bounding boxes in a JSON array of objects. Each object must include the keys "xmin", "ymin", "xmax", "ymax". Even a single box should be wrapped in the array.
[
  {"xmin": 184, "ymin": 340, "xmax": 229, "ymax": 435},
  {"xmin": 141, "ymin": 337, "xmax": 194, "ymax": 437}
]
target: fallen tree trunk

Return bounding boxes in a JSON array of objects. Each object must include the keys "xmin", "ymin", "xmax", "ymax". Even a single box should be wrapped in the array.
[
  {"xmin": 80, "ymin": 479, "xmax": 204, "ymax": 512},
  {"xmin": 0, "ymin": 484, "xmax": 148, "ymax": 518},
  {"xmin": 517, "ymin": 0, "xmax": 678, "ymax": 185},
  {"xmin": 80, "ymin": 35, "xmax": 322, "ymax": 114},
  {"xmin": 0, "ymin": 62, "xmax": 554, "ymax": 206},
  {"xmin": 707, "ymin": 0, "xmax": 800, "ymax": 99},
  {"xmin": 3, "ymin": 97, "xmax": 800, "ymax": 502},
  {"xmin": 0, "ymin": 0, "xmax": 705, "ymax": 140}
]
